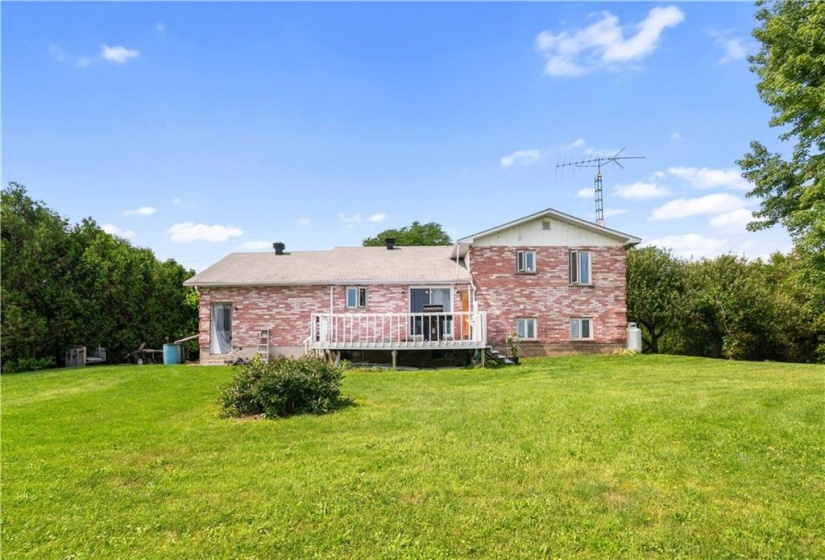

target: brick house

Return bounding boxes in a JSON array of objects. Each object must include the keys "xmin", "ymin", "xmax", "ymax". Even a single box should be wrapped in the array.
[{"xmin": 184, "ymin": 208, "xmax": 640, "ymax": 365}]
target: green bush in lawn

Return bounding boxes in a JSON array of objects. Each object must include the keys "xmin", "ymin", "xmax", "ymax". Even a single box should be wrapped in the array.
[{"xmin": 220, "ymin": 355, "xmax": 350, "ymax": 419}]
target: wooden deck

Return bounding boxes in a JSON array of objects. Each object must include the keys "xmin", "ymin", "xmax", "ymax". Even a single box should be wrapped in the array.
[{"xmin": 308, "ymin": 311, "xmax": 487, "ymax": 351}]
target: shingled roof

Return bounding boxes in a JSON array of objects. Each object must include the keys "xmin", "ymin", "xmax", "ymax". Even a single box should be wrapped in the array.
[{"xmin": 184, "ymin": 246, "xmax": 470, "ymax": 287}]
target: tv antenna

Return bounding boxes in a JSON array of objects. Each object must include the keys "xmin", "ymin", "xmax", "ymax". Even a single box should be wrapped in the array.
[{"xmin": 556, "ymin": 148, "xmax": 645, "ymax": 226}]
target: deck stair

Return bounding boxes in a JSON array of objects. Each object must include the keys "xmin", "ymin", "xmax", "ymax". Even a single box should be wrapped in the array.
[
  {"xmin": 256, "ymin": 329, "xmax": 270, "ymax": 362},
  {"xmin": 484, "ymin": 346, "xmax": 514, "ymax": 366}
]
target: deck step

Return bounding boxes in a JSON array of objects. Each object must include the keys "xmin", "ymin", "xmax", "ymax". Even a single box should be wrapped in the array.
[{"xmin": 484, "ymin": 346, "xmax": 515, "ymax": 366}]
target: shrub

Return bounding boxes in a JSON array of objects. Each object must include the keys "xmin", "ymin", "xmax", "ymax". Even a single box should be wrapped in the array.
[
  {"xmin": 2, "ymin": 356, "xmax": 55, "ymax": 374},
  {"xmin": 220, "ymin": 355, "xmax": 350, "ymax": 419}
]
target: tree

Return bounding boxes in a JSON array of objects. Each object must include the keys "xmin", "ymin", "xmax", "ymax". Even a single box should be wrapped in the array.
[
  {"xmin": 1, "ymin": 182, "xmax": 198, "ymax": 372},
  {"xmin": 675, "ymin": 255, "xmax": 777, "ymax": 360},
  {"xmin": 1, "ymin": 183, "xmax": 74, "ymax": 370},
  {"xmin": 738, "ymin": 0, "xmax": 825, "ymax": 260},
  {"xmin": 362, "ymin": 221, "xmax": 452, "ymax": 246},
  {"xmin": 761, "ymin": 250, "xmax": 824, "ymax": 362},
  {"xmin": 625, "ymin": 246, "xmax": 685, "ymax": 353}
]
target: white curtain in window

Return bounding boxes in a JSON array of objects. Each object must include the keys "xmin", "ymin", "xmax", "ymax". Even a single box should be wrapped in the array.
[{"xmin": 211, "ymin": 303, "xmax": 232, "ymax": 354}]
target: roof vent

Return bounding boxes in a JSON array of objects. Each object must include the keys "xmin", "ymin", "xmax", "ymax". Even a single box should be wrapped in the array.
[
  {"xmin": 273, "ymin": 242, "xmax": 286, "ymax": 255},
  {"xmin": 385, "ymin": 237, "xmax": 395, "ymax": 251}
]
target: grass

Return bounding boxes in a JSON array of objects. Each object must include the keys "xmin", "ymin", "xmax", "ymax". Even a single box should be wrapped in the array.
[{"xmin": 2, "ymin": 355, "xmax": 823, "ymax": 559}]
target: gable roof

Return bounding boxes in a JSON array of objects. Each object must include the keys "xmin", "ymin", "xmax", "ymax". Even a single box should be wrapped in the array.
[
  {"xmin": 456, "ymin": 207, "xmax": 641, "ymax": 246},
  {"xmin": 184, "ymin": 246, "xmax": 469, "ymax": 288}
]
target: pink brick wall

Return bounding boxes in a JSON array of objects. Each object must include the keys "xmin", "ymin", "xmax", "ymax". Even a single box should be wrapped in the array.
[
  {"xmin": 470, "ymin": 245, "xmax": 628, "ymax": 355},
  {"xmin": 197, "ymin": 283, "xmax": 466, "ymax": 360},
  {"xmin": 195, "ymin": 246, "xmax": 629, "ymax": 361}
]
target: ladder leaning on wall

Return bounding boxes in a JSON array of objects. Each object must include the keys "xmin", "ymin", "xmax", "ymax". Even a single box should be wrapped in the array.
[{"xmin": 256, "ymin": 329, "xmax": 270, "ymax": 362}]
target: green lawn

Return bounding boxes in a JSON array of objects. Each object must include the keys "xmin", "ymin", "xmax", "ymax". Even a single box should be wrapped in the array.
[{"xmin": 2, "ymin": 355, "xmax": 823, "ymax": 559}]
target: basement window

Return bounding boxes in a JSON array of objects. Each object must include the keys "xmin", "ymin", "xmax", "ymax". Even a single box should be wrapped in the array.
[
  {"xmin": 570, "ymin": 318, "xmax": 593, "ymax": 340},
  {"xmin": 516, "ymin": 318, "xmax": 537, "ymax": 340},
  {"xmin": 346, "ymin": 287, "xmax": 367, "ymax": 308}
]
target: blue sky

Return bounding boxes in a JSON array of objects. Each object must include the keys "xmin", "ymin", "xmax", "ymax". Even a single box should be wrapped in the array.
[{"xmin": 2, "ymin": 2, "xmax": 793, "ymax": 271}]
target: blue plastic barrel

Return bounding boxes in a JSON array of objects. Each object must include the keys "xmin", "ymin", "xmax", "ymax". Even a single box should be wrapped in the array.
[{"xmin": 162, "ymin": 343, "xmax": 181, "ymax": 365}]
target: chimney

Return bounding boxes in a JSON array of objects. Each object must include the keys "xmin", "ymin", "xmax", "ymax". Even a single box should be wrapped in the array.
[
  {"xmin": 273, "ymin": 242, "xmax": 286, "ymax": 255},
  {"xmin": 385, "ymin": 237, "xmax": 395, "ymax": 251}
]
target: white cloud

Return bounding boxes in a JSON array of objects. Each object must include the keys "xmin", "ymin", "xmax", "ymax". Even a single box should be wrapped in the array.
[
  {"xmin": 101, "ymin": 224, "xmax": 135, "ymax": 239},
  {"xmin": 651, "ymin": 193, "xmax": 747, "ymax": 220},
  {"xmin": 584, "ymin": 146, "xmax": 620, "ymax": 157},
  {"xmin": 710, "ymin": 208, "xmax": 754, "ymax": 231},
  {"xmin": 172, "ymin": 197, "xmax": 182, "ymax": 205},
  {"xmin": 49, "ymin": 43, "xmax": 66, "ymax": 62},
  {"xmin": 297, "ymin": 217, "xmax": 310, "ymax": 226},
  {"xmin": 339, "ymin": 213, "xmax": 361, "ymax": 224},
  {"xmin": 155, "ymin": 22, "xmax": 166, "ymax": 36},
  {"xmin": 501, "ymin": 149, "xmax": 541, "ymax": 169},
  {"xmin": 564, "ymin": 138, "xmax": 585, "ymax": 149},
  {"xmin": 667, "ymin": 166, "xmax": 750, "ymax": 191},
  {"xmin": 168, "ymin": 222, "xmax": 243, "ymax": 242},
  {"xmin": 102, "ymin": 45, "xmax": 140, "ymax": 64},
  {"xmin": 614, "ymin": 181, "xmax": 670, "ymax": 199},
  {"xmin": 670, "ymin": 132, "xmax": 681, "ymax": 141},
  {"xmin": 644, "ymin": 233, "xmax": 728, "ymax": 260},
  {"xmin": 75, "ymin": 57, "xmax": 92, "ymax": 69},
  {"xmin": 604, "ymin": 208, "xmax": 627, "ymax": 217},
  {"xmin": 535, "ymin": 6, "xmax": 685, "ymax": 77},
  {"xmin": 237, "ymin": 240, "xmax": 271, "ymax": 251},
  {"xmin": 575, "ymin": 188, "xmax": 594, "ymax": 199},
  {"xmin": 368, "ymin": 213, "xmax": 388, "ymax": 223},
  {"xmin": 708, "ymin": 30, "xmax": 749, "ymax": 64},
  {"xmin": 122, "ymin": 206, "xmax": 156, "ymax": 216}
]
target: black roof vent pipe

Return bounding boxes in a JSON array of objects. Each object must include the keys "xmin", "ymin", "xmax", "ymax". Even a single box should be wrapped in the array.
[
  {"xmin": 385, "ymin": 238, "xmax": 395, "ymax": 251},
  {"xmin": 273, "ymin": 242, "xmax": 286, "ymax": 255}
]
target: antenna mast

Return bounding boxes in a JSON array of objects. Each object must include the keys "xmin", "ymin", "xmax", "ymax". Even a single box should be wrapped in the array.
[{"xmin": 556, "ymin": 148, "xmax": 645, "ymax": 226}]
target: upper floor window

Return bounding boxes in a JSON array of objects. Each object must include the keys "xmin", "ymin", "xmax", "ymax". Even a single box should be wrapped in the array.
[
  {"xmin": 569, "ymin": 250, "xmax": 591, "ymax": 285},
  {"xmin": 517, "ymin": 250, "xmax": 536, "ymax": 273},
  {"xmin": 346, "ymin": 287, "xmax": 367, "ymax": 308}
]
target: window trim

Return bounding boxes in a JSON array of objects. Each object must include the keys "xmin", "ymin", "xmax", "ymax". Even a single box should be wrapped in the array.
[
  {"xmin": 516, "ymin": 317, "xmax": 538, "ymax": 340},
  {"xmin": 516, "ymin": 249, "xmax": 537, "ymax": 274},
  {"xmin": 569, "ymin": 250, "xmax": 592, "ymax": 285},
  {"xmin": 570, "ymin": 318, "xmax": 593, "ymax": 340},
  {"xmin": 346, "ymin": 286, "xmax": 367, "ymax": 308}
]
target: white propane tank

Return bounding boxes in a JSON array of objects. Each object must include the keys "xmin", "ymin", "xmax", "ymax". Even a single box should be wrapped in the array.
[{"xmin": 627, "ymin": 322, "xmax": 642, "ymax": 352}]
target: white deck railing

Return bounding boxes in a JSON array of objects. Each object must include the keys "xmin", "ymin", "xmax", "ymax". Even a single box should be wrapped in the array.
[{"xmin": 309, "ymin": 311, "xmax": 487, "ymax": 350}]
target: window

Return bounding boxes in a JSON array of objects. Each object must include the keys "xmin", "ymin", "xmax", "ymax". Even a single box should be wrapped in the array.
[
  {"xmin": 516, "ymin": 318, "xmax": 537, "ymax": 340},
  {"xmin": 410, "ymin": 287, "xmax": 453, "ymax": 338},
  {"xmin": 569, "ymin": 250, "xmax": 591, "ymax": 284},
  {"xmin": 517, "ymin": 250, "xmax": 536, "ymax": 273},
  {"xmin": 570, "ymin": 318, "xmax": 592, "ymax": 340},
  {"xmin": 346, "ymin": 287, "xmax": 367, "ymax": 308}
]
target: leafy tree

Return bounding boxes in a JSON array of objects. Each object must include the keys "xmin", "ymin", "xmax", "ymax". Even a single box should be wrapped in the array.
[
  {"xmin": 738, "ymin": 0, "xmax": 825, "ymax": 260},
  {"xmin": 1, "ymin": 183, "xmax": 73, "ymax": 369},
  {"xmin": 761, "ymin": 250, "xmax": 824, "ymax": 362},
  {"xmin": 1, "ymin": 182, "xmax": 198, "ymax": 372},
  {"xmin": 625, "ymin": 246, "xmax": 685, "ymax": 353},
  {"xmin": 674, "ymin": 255, "xmax": 777, "ymax": 360},
  {"xmin": 362, "ymin": 221, "xmax": 452, "ymax": 246}
]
